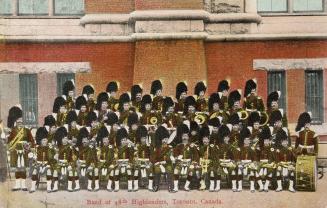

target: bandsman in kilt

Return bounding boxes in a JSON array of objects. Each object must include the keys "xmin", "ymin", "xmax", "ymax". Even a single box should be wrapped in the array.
[
  {"xmin": 295, "ymin": 112, "xmax": 319, "ymax": 156},
  {"xmin": 96, "ymin": 126, "xmax": 116, "ymax": 192},
  {"xmin": 62, "ymin": 80, "xmax": 75, "ymax": 111},
  {"xmin": 274, "ymin": 128, "xmax": 296, "ymax": 193},
  {"xmin": 162, "ymin": 96, "xmax": 182, "ymax": 129},
  {"xmin": 106, "ymin": 112, "xmax": 120, "ymax": 146},
  {"xmin": 175, "ymin": 82, "xmax": 188, "ymax": 113},
  {"xmin": 140, "ymin": 94, "xmax": 162, "ymax": 127},
  {"xmin": 82, "ymin": 84, "xmax": 96, "ymax": 112},
  {"xmin": 208, "ymin": 92, "xmax": 228, "ymax": 124},
  {"xmin": 75, "ymin": 95, "xmax": 88, "ymax": 126},
  {"xmin": 75, "ymin": 128, "xmax": 91, "ymax": 186},
  {"xmin": 269, "ymin": 110, "xmax": 291, "ymax": 147},
  {"xmin": 134, "ymin": 125, "xmax": 154, "ymax": 191},
  {"xmin": 172, "ymin": 124, "xmax": 200, "ymax": 192},
  {"xmin": 217, "ymin": 80, "xmax": 230, "ymax": 112},
  {"xmin": 7, "ymin": 106, "xmax": 35, "ymax": 191},
  {"xmin": 85, "ymin": 139, "xmax": 100, "ymax": 192},
  {"xmin": 131, "ymin": 84, "xmax": 143, "ymax": 112},
  {"xmin": 114, "ymin": 128, "xmax": 136, "ymax": 192},
  {"xmin": 152, "ymin": 126, "xmax": 174, "ymax": 192},
  {"xmin": 127, "ymin": 113, "xmax": 139, "ymax": 144},
  {"xmin": 243, "ymin": 79, "xmax": 265, "ymax": 113},
  {"xmin": 66, "ymin": 111, "xmax": 79, "ymax": 144},
  {"xmin": 53, "ymin": 96, "xmax": 68, "ymax": 127},
  {"xmin": 95, "ymin": 92, "xmax": 110, "ymax": 125},
  {"xmin": 118, "ymin": 93, "xmax": 132, "ymax": 126},
  {"xmin": 198, "ymin": 125, "xmax": 220, "ymax": 192},
  {"xmin": 151, "ymin": 80, "xmax": 164, "ymax": 111},
  {"xmin": 106, "ymin": 81, "xmax": 119, "ymax": 111},
  {"xmin": 30, "ymin": 127, "xmax": 56, "ymax": 193},
  {"xmin": 194, "ymin": 81, "xmax": 208, "ymax": 112},
  {"xmin": 267, "ymin": 91, "xmax": 288, "ymax": 127},
  {"xmin": 87, "ymin": 111, "xmax": 100, "ymax": 141},
  {"xmin": 183, "ymin": 96, "xmax": 197, "ymax": 122},
  {"xmin": 208, "ymin": 117, "xmax": 222, "ymax": 145},
  {"xmin": 227, "ymin": 90, "xmax": 243, "ymax": 116},
  {"xmin": 189, "ymin": 121, "xmax": 200, "ymax": 144},
  {"xmin": 43, "ymin": 115, "xmax": 57, "ymax": 145}
]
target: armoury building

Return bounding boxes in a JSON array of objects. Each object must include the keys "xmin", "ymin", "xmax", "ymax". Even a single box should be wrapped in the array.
[{"xmin": 0, "ymin": 0, "xmax": 326, "ymax": 159}]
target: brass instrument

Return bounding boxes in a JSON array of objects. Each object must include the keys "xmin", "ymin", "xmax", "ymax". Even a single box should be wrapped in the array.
[
  {"xmin": 209, "ymin": 111, "xmax": 220, "ymax": 120},
  {"xmin": 238, "ymin": 110, "xmax": 249, "ymax": 120},
  {"xmin": 259, "ymin": 111, "xmax": 269, "ymax": 127},
  {"xmin": 200, "ymin": 158, "xmax": 210, "ymax": 173},
  {"xmin": 150, "ymin": 116, "xmax": 158, "ymax": 125},
  {"xmin": 194, "ymin": 112, "xmax": 207, "ymax": 125},
  {"xmin": 114, "ymin": 103, "xmax": 120, "ymax": 111}
]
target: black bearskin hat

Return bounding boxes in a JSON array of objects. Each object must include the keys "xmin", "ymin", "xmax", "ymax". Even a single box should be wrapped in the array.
[
  {"xmin": 106, "ymin": 112, "xmax": 119, "ymax": 126},
  {"xmin": 267, "ymin": 91, "xmax": 280, "ymax": 108},
  {"xmin": 150, "ymin": 80, "xmax": 163, "ymax": 95},
  {"xmin": 96, "ymin": 92, "xmax": 109, "ymax": 110},
  {"xmin": 244, "ymin": 79, "xmax": 257, "ymax": 97},
  {"xmin": 208, "ymin": 93, "xmax": 221, "ymax": 112},
  {"xmin": 116, "ymin": 128, "xmax": 128, "ymax": 146},
  {"xmin": 140, "ymin": 94, "xmax": 152, "ymax": 113},
  {"xmin": 127, "ymin": 112, "xmax": 139, "ymax": 127},
  {"xmin": 77, "ymin": 127, "xmax": 89, "ymax": 146},
  {"xmin": 217, "ymin": 80, "xmax": 230, "ymax": 92},
  {"xmin": 66, "ymin": 110, "xmax": 78, "ymax": 125},
  {"xmin": 208, "ymin": 117, "xmax": 221, "ymax": 128},
  {"xmin": 200, "ymin": 125, "xmax": 210, "ymax": 139},
  {"xmin": 87, "ymin": 111, "xmax": 98, "ymax": 126},
  {"xmin": 295, "ymin": 112, "xmax": 311, "ymax": 132},
  {"xmin": 53, "ymin": 96, "xmax": 66, "ymax": 113},
  {"xmin": 218, "ymin": 125, "xmax": 231, "ymax": 144},
  {"xmin": 54, "ymin": 126, "xmax": 68, "ymax": 146},
  {"xmin": 194, "ymin": 81, "xmax": 207, "ymax": 96},
  {"xmin": 63, "ymin": 80, "xmax": 75, "ymax": 96},
  {"xmin": 248, "ymin": 111, "xmax": 261, "ymax": 127},
  {"xmin": 184, "ymin": 96, "xmax": 196, "ymax": 114},
  {"xmin": 259, "ymin": 126, "xmax": 271, "ymax": 141},
  {"xmin": 7, "ymin": 106, "xmax": 23, "ymax": 128},
  {"xmin": 190, "ymin": 121, "xmax": 199, "ymax": 133},
  {"xmin": 96, "ymin": 126, "xmax": 109, "ymax": 145},
  {"xmin": 75, "ymin": 96, "xmax": 87, "ymax": 110},
  {"xmin": 269, "ymin": 110, "xmax": 283, "ymax": 126},
  {"xmin": 228, "ymin": 113, "xmax": 240, "ymax": 126},
  {"xmin": 131, "ymin": 85, "xmax": 143, "ymax": 101},
  {"xmin": 228, "ymin": 90, "xmax": 241, "ymax": 108},
  {"xmin": 118, "ymin": 93, "xmax": 131, "ymax": 112},
  {"xmin": 44, "ymin": 115, "xmax": 56, "ymax": 127},
  {"xmin": 240, "ymin": 127, "xmax": 251, "ymax": 146},
  {"xmin": 82, "ymin": 85, "xmax": 95, "ymax": 96},
  {"xmin": 106, "ymin": 81, "xmax": 118, "ymax": 93},
  {"xmin": 275, "ymin": 128, "xmax": 288, "ymax": 145},
  {"xmin": 155, "ymin": 126, "xmax": 169, "ymax": 148},
  {"xmin": 162, "ymin": 96, "xmax": 175, "ymax": 114},
  {"xmin": 136, "ymin": 125, "xmax": 148, "ymax": 140},
  {"xmin": 35, "ymin": 127, "xmax": 48, "ymax": 145},
  {"xmin": 176, "ymin": 82, "xmax": 188, "ymax": 100}
]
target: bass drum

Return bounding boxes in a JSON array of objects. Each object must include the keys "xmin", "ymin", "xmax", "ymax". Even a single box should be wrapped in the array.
[{"xmin": 296, "ymin": 155, "xmax": 317, "ymax": 191}]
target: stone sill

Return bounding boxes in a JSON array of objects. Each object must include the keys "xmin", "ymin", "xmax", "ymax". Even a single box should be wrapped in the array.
[
  {"xmin": 1, "ymin": 16, "xmax": 82, "ymax": 19},
  {"xmin": 80, "ymin": 14, "xmax": 130, "ymax": 25},
  {"xmin": 207, "ymin": 13, "xmax": 262, "ymax": 23},
  {"xmin": 206, "ymin": 33, "xmax": 327, "ymax": 41},
  {"xmin": 131, "ymin": 32, "xmax": 207, "ymax": 40},
  {"xmin": 259, "ymin": 12, "xmax": 327, "ymax": 17}
]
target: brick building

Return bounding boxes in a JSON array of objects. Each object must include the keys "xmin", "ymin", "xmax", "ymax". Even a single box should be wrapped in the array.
[{"xmin": 0, "ymin": 0, "xmax": 326, "ymax": 155}]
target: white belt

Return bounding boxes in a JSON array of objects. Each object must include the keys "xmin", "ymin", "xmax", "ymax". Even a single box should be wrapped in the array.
[{"xmin": 299, "ymin": 144, "xmax": 314, "ymax": 149}]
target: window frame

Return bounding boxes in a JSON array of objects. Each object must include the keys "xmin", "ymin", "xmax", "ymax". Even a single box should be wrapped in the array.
[
  {"xmin": 0, "ymin": 0, "xmax": 85, "ymax": 17},
  {"xmin": 305, "ymin": 69, "xmax": 324, "ymax": 124},
  {"xmin": 19, "ymin": 73, "xmax": 38, "ymax": 127},
  {"xmin": 257, "ymin": 0, "xmax": 289, "ymax": 13},
  {"xmin": 56, "ymin": 73, "xmax": 76, "ymax": 97},
  {"xmin": 267, "ymin": 70, "xmax": 287, "ymax": 112}
]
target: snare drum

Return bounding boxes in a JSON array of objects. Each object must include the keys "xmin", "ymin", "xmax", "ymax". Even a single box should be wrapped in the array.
[{"xmin": 296, "ymin": 155, "xmax": 317, "ymax": 191}]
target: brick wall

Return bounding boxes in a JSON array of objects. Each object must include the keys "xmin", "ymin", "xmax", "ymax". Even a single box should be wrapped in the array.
[
  {"xmin": 135, "ymin": 0, "xmax": 203, "ymax": 10},
  {"xmin": 85, "ymin": 0, "xmax": 135, "ymax": 13},
  {"xmin": 133, "ymin": 40, "xmax": 207, "ymax": 97}
]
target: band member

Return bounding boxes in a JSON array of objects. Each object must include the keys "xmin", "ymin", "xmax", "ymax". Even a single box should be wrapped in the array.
[
  {"xmin": 236, "ymin": 127, "xmax": 258, "ymax": 192},
  {"xmin": 140, "ymin": 94, "xmax": 162, "ymax": 127},
  {"xmin": 269, "ymin": 110, "xmax": 291, "ymax": 146},
  {"xmin": 106, "ymin": 81, "xmax": 119, "ymax": 111},
  {"xmin": 257, "ymin": 126, "xmax": 275, "ymax": 192},
  {"xmin": 295, "ymin": 112, "xmax": 319, "ymax": 155},
  {"xmin": 247, "ymin": 111, "xmax": 268, "ymax": 149},
  {"xmin": 267, "ymin": 91, "xmax": 288, "ymax": 127},
  {"xmin": 152, "ymin": 126, "xmax": 174, "ymax": 192},
  {"xmin": 87, "ymin": 111, "xmax": 100, "ymax": 141},
  {"xmin": 85, "ymin": 140, "xmax": 99, "ymax": 192},
  {"xmin": 217, "ymin": 125, "xmax": 235, "ymax": 191},
  {"xmin": 43, "ymin": 115, "xmax": 57, "ymax": 145},
  {"xmin": 175, "ymin": 82, "xmax": 188, "ymax": 113},
  {"xmin": 95, "ymin": 92, "xmax": 110, "ymax": 124},
  {"xmin": 198, "ymin": 126, "xmax": 220, "ymax": 192},
  {"xmin": 162, "ymin": 97, "xmax": 181, "ymax": 129},
  {"xmin": 62, "ymin": 80, "xmax": 75, "ymax": 111},
  {"xmin": 131, "ymin": 84, "xmax": 143, "ymax": 112},
  {"xmin": 228, "ymin": 90, "xmax": 243, "ymax": 116},
  {"xmin": 114, "ymin": 128, "xmax": 135, "ymax": 192},
  {"xmin": 189, "ymin": 121, "xmax": 200, "ymax": 144},
  {"xmin": 183, "ymin": 96, "xmax": 197, "ymax": 121},
  {"xmin": 75, "ymin": 128, "xmax": 91, "ymax": 187},
  {"xmin": 118, "ymin": 93, "xmax": 132, "ymax": 125},
  {"xmin": 66, "ymin": 111, "xmax": 79, "ymax": 143},
  {"xmin": 194, "ymin": 81, "xmax": 208, "ymax": 112},
  {"xmin": 82, "ymin": 84, "xmax": 96, "ymax": 112},
  {"xmin": 106, "ymin": 112, "xmax": 120, "ymax": 145},
  {"xmin": 208, "ymin": 92, "xmax": 228, "ymax": 124},
  {"xmin": 7, "ymin": 106, "xmax": 35, "ymax": 191},
  {"xmin": 127, "ymin": 113, "xmax": 139, "ymax": 144},
  {"xmin": 217, "ymin": 80, "xmax": 230, "ymax": 111},
  {"xmin": 151, "ymin": 80, "xmax": 164, "ymax": 111},
  {"xmin": 30, "ymin": 127, "xmax": 56, "ymax": 193},
  {"xmin": 172, "ymin": 124, "xmax": 199, "ymax": 192},
  {"xmin": 53, "ymin": 96, "xmax": 68, "ymax": 127},
  {"xmin": 228, "ymin": 113, "xmax": 242, "ymax": 149},
  {"xmin": 275, "ymin": 128, "xmax": 296, "ymax": 192},
  {"xmin": 134, "ymin": 125, "xmax": 153, "ymax": 191},
  {"xmin": 96, "ymin": 126, "xmax": 116, "ymax": 192},
  {"xmin": 75, "ymin": 96, "xmax": 88, "ymax": 126},
  {"xmin": 243, "ymin": 79, "xmax": 265, "ymax": 112},
  {"xmin": 208, "ymin": 117, "xmax": 221, "ymax": 145}
]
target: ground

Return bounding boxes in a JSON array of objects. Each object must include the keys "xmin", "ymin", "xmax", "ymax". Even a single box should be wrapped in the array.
[{"xmin": 0, "ymin": 175, "xmax": 327, "ymax": 208}]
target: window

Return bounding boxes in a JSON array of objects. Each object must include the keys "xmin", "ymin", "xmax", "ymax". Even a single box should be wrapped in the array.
[
  {"xmin": 54, "ymin": 0, "xmax": 84, "ymax": 15},
  {"xmin": 18, "ymin": 0, "xmax": 48, "ymax": 15},
  {"xmin": 293, "ymin": 0, "xmax": 323, "ymax": 12},
  {"xmin": 0, "ymin": 0, "xmax": 12, "ymax": 15},
  {"xmin": 267, "ymin": 71, "xmax": 287, "ymax": 110},
  {"xmin": 19, "ymin": 74, "xmax": 38, "ymax": 126},
  {"xmin": 257, "ymin": 0, "xmax": 288, "ymax": 12},
  {"xmin": 305, "ymin": 70, "xmax": 324, "ymax": 124},
  {"xmin": 57, "ymin": 73, "xmax": 75, "ymax": 96}
]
